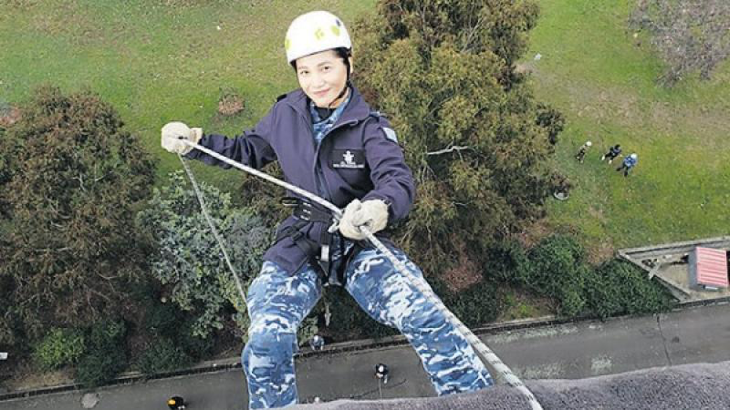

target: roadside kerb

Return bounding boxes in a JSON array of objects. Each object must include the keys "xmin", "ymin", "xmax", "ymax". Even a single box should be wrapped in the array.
[{"xmin": 2, "ymin": 297, "xmax": 728, "ymax": 403}]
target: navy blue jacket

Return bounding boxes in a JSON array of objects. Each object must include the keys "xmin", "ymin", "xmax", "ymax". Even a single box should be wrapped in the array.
[{"xmin": 187, "ymin": 87, "xmax": 415, "ymax": 274}]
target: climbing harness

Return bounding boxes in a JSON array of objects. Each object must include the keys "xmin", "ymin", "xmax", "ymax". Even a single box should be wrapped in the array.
[
  {"xmin": 276, "ymin": 196, "xmax": 352, "ymax": 286},
  {"xmin": 178, "ymin": 140, "xmax": 543, "ymax": 410}
]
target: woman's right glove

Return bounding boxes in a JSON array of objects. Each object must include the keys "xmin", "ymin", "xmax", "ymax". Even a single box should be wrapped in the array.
[
  {"xmin": 161, "ymin": 121, "xmax": 203, "ymax": 155},
  {"xmin": 338, "ymin": 199, "xmax": 389, "ymax": 241}
]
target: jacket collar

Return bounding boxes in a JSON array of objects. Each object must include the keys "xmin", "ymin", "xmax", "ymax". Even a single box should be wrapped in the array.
[{"xmin": 283, "ymin": 86, "xmax": 371, "ymax": 125}]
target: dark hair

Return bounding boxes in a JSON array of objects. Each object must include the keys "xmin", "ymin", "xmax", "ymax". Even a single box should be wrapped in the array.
[
  {"xmin": 293, "ymin": 47, "xmax": 352, "ymax": 109},
  {"xmin": 291, "ymin": 47, "xmax": 351, "ymax": 73}
]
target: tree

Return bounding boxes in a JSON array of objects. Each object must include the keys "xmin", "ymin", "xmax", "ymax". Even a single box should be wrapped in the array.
[
  {"xmin": 138, "ymin": 171, "xmax": 271, "ymax": 340},
  {"xmin": 353, "ymin": 0, "xmax": 561, "ymax": 276},
  {"xmin": 629, "ymin": 0, "xmax": 730, "ymax": 86},
  {"xmin": 374, "ymin": 0, "xmax": 540, "ymax": 85},
  {"xmin": 0, "ymin": 87, "xmax": 155, "ymax": 345}
]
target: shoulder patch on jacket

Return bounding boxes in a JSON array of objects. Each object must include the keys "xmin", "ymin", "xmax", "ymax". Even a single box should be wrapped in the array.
[
  {"xmin": 369, "ymin": 110, "xmax": 388, "ymax": 119},
  {"xmin": 381, "ymin": 127, "xmax": 398, "ymax": 143},
  {"xmin": 276, "ymin": 93, "xmax": 288, "ymax": 102}
]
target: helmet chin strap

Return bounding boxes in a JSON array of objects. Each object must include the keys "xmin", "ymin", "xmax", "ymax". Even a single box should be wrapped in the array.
[
  {"xmin": 326, "ymin": 82, "xmax": 350, "ymax": 109},
  {"xmin": 327, "ymin": 58, "xmax": 352, "ymax": 109}
]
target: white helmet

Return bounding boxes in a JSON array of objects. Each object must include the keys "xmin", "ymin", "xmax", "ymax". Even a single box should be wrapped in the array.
[
  {"xmin": 630, "ymin": 153, "xmax": 637, "ymax": 160},
  {"xmin": 285, "ymin": 11, "xmax": 352, "ymax": 64},
  {"xmin": 586, "ymin": 141, "xmax": 592, "ymax": 147}
]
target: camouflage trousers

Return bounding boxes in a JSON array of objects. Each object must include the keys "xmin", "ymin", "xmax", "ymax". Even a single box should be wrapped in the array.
[{"xmin": 241, "ymin": 247, "xmax": 493, "ymax": 409}]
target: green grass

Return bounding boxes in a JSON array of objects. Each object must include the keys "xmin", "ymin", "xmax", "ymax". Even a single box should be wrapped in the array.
[
  {"xmin": 525, "ymin": 0, "xmax": 730, "ymax": 250},
  {"xmin": 0, "ymin": 0, "xmax": 376, "ymax": 194}
]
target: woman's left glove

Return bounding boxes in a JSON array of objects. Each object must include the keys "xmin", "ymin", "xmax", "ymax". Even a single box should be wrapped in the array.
[
  {"xmin": 339, "ymin": 199, "xmax": 389, "ymax": 241},
  {"xmin": 161, "ymin": 121, "xmax": 203, "ymax": 155}
]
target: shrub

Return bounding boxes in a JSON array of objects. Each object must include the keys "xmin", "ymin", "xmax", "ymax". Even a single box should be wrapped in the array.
[
  {"xmin": 536, "ymin": 103, "xmax": 566, "ymax": 146},
  {"xmin": 520, "ymin": 235, "xmax": 588, "ymax": 317},
  {"xmin": 73, "ymin": 319, "xmax": 128, "ymax": 387},
  {"xmin": 483, "ymin": 240, "xmax": 530, "ymax": 283},
  {"xmin": 75, "ymin": 349, "xmax": 127, "ymax": 388},
  {"xmin": 88, "ymin": 319, "xmax": 127, "ymax": 352},
  {"xmin": 142, "ymin": 296, "xmax": 215, "ymax": 360},
  {"xmin": 144, "ymin": 301, "xmax": 186, "ymax": 340},
  {"xmin": 586, "ymin": 259, "xmax": 675, "ymax": 319},
  {"xmin": 136, "ymin": 338, "xmax": 193, "ymax": 377},
  {"xmin": 33, "ymin": 328, "xmax": 86, "ymax": 370},
  {"xmin": 444, "ymin": 280, "xmax": 502, "ymax": 327},
  {"xmin": 319, "ymin": 287, "xmax": 396, "ymax": 341}
]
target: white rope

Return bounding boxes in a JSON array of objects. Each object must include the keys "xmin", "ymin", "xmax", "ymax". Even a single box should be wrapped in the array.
[
  {"xmin": 178, "ymin": 154, "xmax": 247, "ymax": 306},
  {"xmin": 179, "ymin": 140, "xmax": 543, "ymax": 409}
]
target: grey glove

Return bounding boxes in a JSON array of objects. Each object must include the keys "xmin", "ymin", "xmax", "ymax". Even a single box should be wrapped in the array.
[
  {"xmin": 161, "ymin": 121, "xmax": 203, "ymax": 155},
  {"xmin": 339, "ymin": 199, "xmax": 389, "ymax": 241}
]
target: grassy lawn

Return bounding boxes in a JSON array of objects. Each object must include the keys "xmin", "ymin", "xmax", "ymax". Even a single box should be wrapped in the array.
[
  {"xmin": 1, "ymin": 0, "xmax": 727, "ymax": 253},
  {"xmin": 0, "ymin": 0, "xmax": 375, "ymax": 194},
  {"xmin": 525, "ymin": 0, "xmax": 730, "ymax": 252}
]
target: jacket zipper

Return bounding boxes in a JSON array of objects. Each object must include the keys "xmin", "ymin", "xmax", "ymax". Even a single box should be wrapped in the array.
[{"xmin": 311, "ymin": 119, "xmax": 358, "ymax": 202}]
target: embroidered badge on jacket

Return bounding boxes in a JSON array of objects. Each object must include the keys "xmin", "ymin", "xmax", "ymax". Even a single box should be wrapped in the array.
[{"xmin": 332, "ymin": 149, "xmax": 366, "ymax": 169}]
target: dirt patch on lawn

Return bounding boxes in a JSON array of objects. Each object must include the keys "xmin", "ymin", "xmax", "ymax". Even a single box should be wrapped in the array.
[
  {"xmin": 586, "ymin": 240, "xmax": 616, "ymax": 265},
  {"xmin": 0, "ymin": 106, "xmax": 21, "ymax": 127},
  {"xmin": 515, "ymin": 218, "xmax": 553, "ymax": 249},
  {"xmin": 3, "ymin": 362, "xmax": 73, "ymax": 392}
]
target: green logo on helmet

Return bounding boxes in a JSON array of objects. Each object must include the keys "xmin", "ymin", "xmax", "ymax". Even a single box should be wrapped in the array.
[
  {"xmin": 330, "ymin": 25, "xmax": 340, "ymax": 37},
  {"xmin": 314, "ymin": 28, "xmax": 325, "ymax": 40}
]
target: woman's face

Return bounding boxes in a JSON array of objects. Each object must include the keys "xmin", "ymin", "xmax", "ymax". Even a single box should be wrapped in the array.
[{"xmin": 296, "ymin": 49, "xmax": 351, "ymax": 108}]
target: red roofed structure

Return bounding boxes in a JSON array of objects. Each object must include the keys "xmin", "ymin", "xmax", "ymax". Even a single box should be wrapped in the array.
[{"xmin": 689, "ymin": 247, "xmax": 729, "ymax": 290}]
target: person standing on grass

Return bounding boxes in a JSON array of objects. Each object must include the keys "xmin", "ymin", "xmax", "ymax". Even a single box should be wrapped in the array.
[
  {"xmin": 601, "ymin": 144, "xmax": 622, "ymax": 164},
  {"xmin": 575, "ymin": 140, "xmax": 592, "ymax": 163},
  {"xmin": 616, "ymin": 153, "xmax": 638, "ymax": 177},
  {"xmin": 160, "ymin": 10, "xmax": 493, "ymax": 409}
]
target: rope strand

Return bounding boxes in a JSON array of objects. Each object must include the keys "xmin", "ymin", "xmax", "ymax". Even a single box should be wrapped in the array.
[{"xmin": 178, "ymin": 154, "xmax": 247, "ymax": 306}]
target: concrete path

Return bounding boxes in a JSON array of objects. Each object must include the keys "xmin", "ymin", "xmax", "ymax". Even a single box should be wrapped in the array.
[{"xmin": 2, "ymin": 302, "xmax": 728, "ymax": 410}]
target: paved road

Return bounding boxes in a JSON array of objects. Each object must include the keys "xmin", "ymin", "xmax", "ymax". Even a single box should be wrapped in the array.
[{"xmin": 2, "ymin": 302, "xmax": 729, "ymax": 410}]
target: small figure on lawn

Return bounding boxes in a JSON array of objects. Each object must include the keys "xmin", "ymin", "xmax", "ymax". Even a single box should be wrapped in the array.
[
  {"xmin": 575, "ymin": 141, "xmax": 592, "ymax": 163},
  {"xmin": 616, "ymin": 153, "xmax": 638, "ymax": 177},
  {"xmin": 601, "ymin": 144, "xmax": 622, "ymax": 164}
]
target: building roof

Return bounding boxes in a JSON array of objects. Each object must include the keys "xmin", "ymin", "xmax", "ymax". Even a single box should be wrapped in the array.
[
  {"xmin": 694, "ymin": 246, "xmax": 728, "ymax": 288},
  {"xmin": 293, "ymin": 361, "xmax": 730, "ymax": 410}
]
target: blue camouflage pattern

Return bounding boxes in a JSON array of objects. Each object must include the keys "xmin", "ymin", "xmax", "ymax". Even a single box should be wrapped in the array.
[{"xmin": 241, "ymin": 247, "xmax": 493, "ymax": 409}]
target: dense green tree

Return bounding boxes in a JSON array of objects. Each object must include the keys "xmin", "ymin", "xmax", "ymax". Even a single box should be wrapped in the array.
[
  {"xmin": 353, "ymin": 0, "xmax": 561, "ymax": 276},
  {"xmin": 138, "ymin": 171, "xmax": 270, "ymax": 339},
  {"xmin": 0, "ymin": 87, "xmax": 155, "ymax": 346}
]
